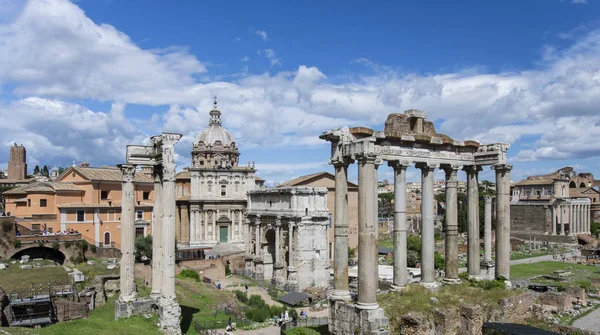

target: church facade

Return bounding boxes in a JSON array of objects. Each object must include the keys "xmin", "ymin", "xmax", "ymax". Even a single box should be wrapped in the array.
[{"xmin": 174, "ymin": 101, "xmax": 264, "ymax": 250}]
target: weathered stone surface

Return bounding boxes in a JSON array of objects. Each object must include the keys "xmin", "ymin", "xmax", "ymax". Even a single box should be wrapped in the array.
[
  {"xmin": 0, "ymin": 286, "xmax": 9, "ymax": 327},
  {"xmin": 53, "ymin": 298, "xmax": 89, "ymax": 322},
  {"xmin": 115, "ymin": 297, "xmax": 158, "ymax": 320},
  {"xmin": 91, "ymin": 275, "xmax": 120, "ymax": 307},
  {"xmin": 460, "ymin": 304, "xmax": 483, "ymax": 335},
  {"xmin": 159, "ymin": 299, "xmax": 182, "ymax": 335},
  {"xmin": 591, "ymin": 278, "xmax": 600, "ymax": 288},
  {"xmin": 400, "ymin": 313, "xmax": 434, "ymax": 335},
  {"xmin": 565, "ymin": 286, "xmax": 587, "ymax": 306},
  {"xmin": 538, "ymin": 292, "xmax": 572, "ymax": 312},
  {"xmin": 433, "ymin": 308, "xmax": 460, "ymax": 335},
  {"xmin": 496, "ymin": 292, "xmax": 533, "ymax": 323}
]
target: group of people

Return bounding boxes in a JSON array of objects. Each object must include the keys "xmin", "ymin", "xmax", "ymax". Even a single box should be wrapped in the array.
[{"xmin": 273, "ymin": 310, "xmax": 309, "ymax": 327}]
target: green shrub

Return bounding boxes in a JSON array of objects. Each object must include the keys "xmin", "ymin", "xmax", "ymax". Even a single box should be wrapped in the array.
[
  {"xmin": 51, "ymin": 241, "xmax": 60, "ymax": 250},
  {"xmin": 64, "ymin": 241, "xmax": 73, "ymax": 249},
  {"xmin": 178, "ymin": 269, "xmax": 200, "ymax": 281},
  {"xmin": 134, "ymin": 235, "xmax": 152, "ymax": 262},
  {"xmin": 234, "ymin": 290, "xmax": 249, "ymax": 304},
  {"xmin": 248, "ymin": 294, "xmax": 268, "ymax": 309},
  {"xmin": 90, "ymin": 244, "xmax": 97, "ymax": 253},
  {"xmin": 70, "ymin": 255, "xmax": 84, "ymax": 264},
  {"xmin": 434, "ymin": 251, "xmax": 445, "ymax": 270},
  {"xmin": 13, "ymin": 240, "xmax": 21, "ymax": 249},
  {"xmin": 407, "ymin": 250, "xmax": 420, "ymax": 267},
  {"xmin": 246, "ymin": 307, "xmax": 271, "ymax": 322},
  {"xmin": 225, "ymin": 264, "xmax": 231, "ymax": 276},
  {"xmin": 407, "ymin": 235, "xmax": 421, "ymax": 253}
]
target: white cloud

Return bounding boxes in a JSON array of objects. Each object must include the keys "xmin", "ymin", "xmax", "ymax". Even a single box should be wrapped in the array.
[
  {"xmin": 571, "ymin": 0, "xmax": 588, "ymax": 4},
  {"xmin": 240, "ymin": 55, "xmax": 250, "ymax": 62},
  {"xmin": 1, "ymin": 0, "xmax": 600, "ymax": 184},
  {"xmin": 255, "ymin": 30, "xmax": 268, "ymax": 41}
]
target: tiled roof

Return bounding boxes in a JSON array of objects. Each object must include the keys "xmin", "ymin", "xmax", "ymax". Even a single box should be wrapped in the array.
[
  {"xmin": 57, "ymin": 201, "xmax": 153, "ymax": 208},
  {"xmin": 277, "ymin": 171, "xmax": 358, "ymax": 188},
  {"xmin": 176, "ymin": 170, "xmax": 191, "ymax": 179},
  {"xmin": 60, "ymin": 166, "xmax": 153, "ymax": 183},
  {"xmin": 3, "ymin": 181, "xmax": 82, "ymax": 195},
  {"xmin": 514, "ymin": 179, "xmax": 555, "ymax": 186}
]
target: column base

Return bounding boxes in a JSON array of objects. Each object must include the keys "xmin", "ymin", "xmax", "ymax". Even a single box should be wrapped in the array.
[
  {"xmin": 159, "ymin": 298, "xmax": 182, "ymax": 335},
  {"xmin": 442, "ymin": 277, "xmax": 461, "ymax": 285},
  {"xmin": 468, "ymin": 274, "xmax": 482, "ymax": 281},
  {"xmin": 420, "ymin": 281, "xmax": 440, "ymax": 289},
  {"xmin": 480, "ymin": 260, "xmax": 496, "ymax": 281},
  {"xmin": 390, "ymin": 285, "xmax": 407, "ymax": 292},
  {"xmin": 329, "ymin": 300, "xmax": 389, "ymax": 335},
  {"xmin": 356, "ymin": 301, "xmax": 379, "ymax": 310},
  {"xmin": 329, "ymin": 289, "xmax": 352, "ymax": 301},
  {"xmin": 114, "ymin": 297, "xmax": 157, "ymax": 320},
  {"xmin": 150, "ymin": 291, "xmax": 161, "ymax": 300}
]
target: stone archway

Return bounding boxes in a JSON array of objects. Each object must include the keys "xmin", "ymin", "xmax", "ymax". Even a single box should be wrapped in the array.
[
  {"xmin": 263, "ymin": 228, "xmax": 276, "ymax": 280},
  {"xmin": 12, "ymin": 246, "xmax": 66, "ymax": 265}
]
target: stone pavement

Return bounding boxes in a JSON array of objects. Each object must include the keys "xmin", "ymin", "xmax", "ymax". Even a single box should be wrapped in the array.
[
  {"xmin": 233, "ymin": 325, "xmax": 281, "ymax": 335},
  {"xmin": 572, "ymin": 304, "xmax": 600, "ymax": 334},
  {"xmin": 458, "ymin": 253, "xmax": 573, "ymax": 273}
]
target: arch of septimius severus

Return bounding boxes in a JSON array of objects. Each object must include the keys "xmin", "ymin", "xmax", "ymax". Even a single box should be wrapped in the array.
[{"xmin": 322, "ymin": 110, "xmax": 512, "ymax": 335}]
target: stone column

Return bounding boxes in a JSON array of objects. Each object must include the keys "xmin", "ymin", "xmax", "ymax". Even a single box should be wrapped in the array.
[
  {"xmin": 273, "ymin": 217, "xmax": 284, "ymax": 287},
  {"xmin": 481, "ymin": 196, "xmax": 495, "ymax": 280},
  {"xmin": 212, "ymin": 210, "xmax": 217, "ymax": 241},
  {"xmin": 204, "ymin": 211, "xmax": 208, "ymax": 241},
  {"xmin": 464, "ymin": 166, "xmax": 482, "ymax": 279},
  {"xmin": 238, "ymin": 210, "xmax": 243, "ymax": 240},
  {"xmin": 416, "ymin": 162, "xmax": 437, "ymax": 288},
  {"xmin": 560, "ymin": 205, "xmax": 565, "ymax": 235},
  {"xmin": 493, "ymin": 164, "xmax": 512, "ymax": 283},
  {"xmin": 586, "ymin": 204, "xmax": 590, "ymax": 234},
  {"xmin": 356, "ymin": 154, "xmax": 381, "ymax": 308},
  {"xmin": 254, "ymin": 216, "xmax": 261, "ymax": 257},
  {"xmin": 390, "ymin": 161, "xmax": 410, "ymax": 289},
  {"xmin": 180, "ymin": 203, "xmax": 189, "ymax": 245},
  {"xmin": 118, "ymin": 164, "xmax": 137, "ymax": 303},
  {"xmin": 551, "ymin": 205, "xmax": 556, "ymax": 235},
  {"xmin": 443, "ymin": 165, "xmax": 460, "ymax": 284},
  {"xmin": 331, "ymin": 158, "xmax": 352, "ymax": 300},
  {"xmin": 274, "ymin": 218, "xmax": 281, "ymax": 265},
  {"xmin": 151, "ymin": 165, "xmax": 163, "ymax": 299},
  {"xmin": 159, "ymin": 133, "xmax": 182, "ymax": 334},
  {"xmin": 287, "ymin": 220, "xmax": 297, "ymax": 289}
]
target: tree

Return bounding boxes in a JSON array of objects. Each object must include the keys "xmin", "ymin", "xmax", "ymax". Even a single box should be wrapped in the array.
[
  {"xmin": 58, "ymin": 167, "xmax": 65, "ymax": 175},
  {"xmin": 33, "ymin": 165, "xmax": 40, "ymax": 174},
  {"xmin": 42, "ymin": 165, "xmax": 49, "ymax": 176},
  {"xmin": 134, "ymin": 235, "xmax": 152, "ymax": 262},
  {"xmin": 407, "ymin": 250, "xmax": 420, "ymax": 267}
]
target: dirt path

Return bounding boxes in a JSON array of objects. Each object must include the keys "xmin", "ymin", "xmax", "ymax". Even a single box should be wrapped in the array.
[
  {"xmin": 572, "ymin": 303, "xmax": 600, "ymax": 334},
  {"xmin": 218, "ymin": 277, "xmax": 282, "ymax": 307}
]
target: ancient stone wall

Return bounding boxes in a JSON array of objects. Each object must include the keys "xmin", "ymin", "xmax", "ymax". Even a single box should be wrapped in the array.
[
  {"xmin": 53, "ymin": 298, "xmax": 89, "ymax": 322},
  {"xmin": 511, "ymin": 204, "xmax": 549, "ymax": 235}
]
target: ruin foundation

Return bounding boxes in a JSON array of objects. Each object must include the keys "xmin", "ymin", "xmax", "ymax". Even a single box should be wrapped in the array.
[{"xmin": 329, "ymin": 299, "xmax": 389, "ymax": 335}]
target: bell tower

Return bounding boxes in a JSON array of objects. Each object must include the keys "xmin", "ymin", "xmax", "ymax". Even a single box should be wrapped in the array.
[{"xmin": 8, "ymin": 143, "xmax": 27, "ymax": 180}]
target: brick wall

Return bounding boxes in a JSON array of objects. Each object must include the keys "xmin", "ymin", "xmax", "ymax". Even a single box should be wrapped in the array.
[{"xmin": 511, "ymin": 204, "xmax": 550, "ymax": 234}]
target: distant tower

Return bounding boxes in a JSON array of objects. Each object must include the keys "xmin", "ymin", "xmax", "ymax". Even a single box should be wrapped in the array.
[{"xmin": 8, "ymin": 143, "xmax": 27, "ymax": 180}]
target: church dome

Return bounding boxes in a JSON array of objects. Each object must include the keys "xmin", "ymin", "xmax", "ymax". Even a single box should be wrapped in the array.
[{"xmin": 194, "ymin": 100, "xmax": 236, "ymax": 147}]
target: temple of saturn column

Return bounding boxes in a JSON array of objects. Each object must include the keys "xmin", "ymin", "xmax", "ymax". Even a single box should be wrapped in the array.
[
  {"xmin": 322, "ymin": 110, "xmax": 512, "ymax": 335},
  {"xmin": 115, "ymin": 132, "xmax": 183, "ymax": 335}
]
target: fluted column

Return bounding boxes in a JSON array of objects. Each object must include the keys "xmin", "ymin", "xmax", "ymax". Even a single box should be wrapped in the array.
[
  {"xmin": 287, "ymin": 220, "xmax": 294, "ymax": 268},
  {"xmin": 254, "ymin": 216, "xmax": 261, "ymax": 258},
  {"xmin": 443, "ymin": 165, "xmax": 460, "ymax": 283},
  {"xmin": 464, "ymin": 166, "xmax": 482, "ymax": 278},
  {"xmin": 238, "ymin": 210, "xmax": 243, "ymax": 240},
  {"xmin": 356, "ymin": 154, "xmax": 381, "ymax": 308},
  {"xmin": 586, "ymin": 204, "xmax": 590, "ymax": 234},
  {"xmin": 204, "ymin": 211, "xmax": 208, "ymax": 241},
  {"xmin": 275, "ymin": 217, "xmax": 281, "ymax": 265},
  {"xmin": 212, "ymin": 210, "xmax": 217, "ymax": 241},
  {"xmin": 493, "ymin": 164, "xmax": 512, "ymax": 282},
  {"xmin": 180, "ymin": 204, "xmax": 189, "ymax": 245},
  {"xmin": 331, "ymin": 158, "xmax": 352, "ymax": 300},
  {"xmin": 118, "ymin": 164, "xmax": 137, "ymax": 303},
  {"xmin": 416, "ymin": 162, "xmax": 437, "ymax": 288},
  {"xmin": 151, "ymin": 165, "xmax": 163, "ymax": 299},
  {"xmin": 390, "ymin": 161, "xmax": 410, "ymax": 288}
]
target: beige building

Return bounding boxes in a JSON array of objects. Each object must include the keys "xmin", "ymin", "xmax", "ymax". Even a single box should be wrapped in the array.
[
  {"xmin": 278, "ymin": 172, "xmax": 359, "ymax": 258},
  {"xmin": 3, "ymin": 164, "xmax": 154, "ymax": 248}
]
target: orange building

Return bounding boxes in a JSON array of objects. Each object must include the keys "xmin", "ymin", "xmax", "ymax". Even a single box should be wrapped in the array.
[{"xmin": 3, "ymin": 164, "xmax": 154, "ymax": 248}]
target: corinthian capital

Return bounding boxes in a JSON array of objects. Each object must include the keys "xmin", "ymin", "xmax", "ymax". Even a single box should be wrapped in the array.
[
  {"xmin": 354, "ymin": 153, "xmax": 382, "ymax": 166},
  {"xmin": 161, "ymin": 132, "xmax": 183, "ymax": 146},
  {"xmin": 463, "ymin": 165, "xmax": 483, "ymax": 174},
  {"xmin": 491, "ymin": 164, "xmax": 513, "ymax": 172},
  {"xmin": 415, "ymin": 162, "xmax": 439, "ymax": 172},
  {"xmin": 118, "ymin": 164, "xmax": 137, "ymax": 183},
  {"xmin": 329, "ymin": 156, "xmax": 353, "ymax": 167},
  {"xmin": 388, "ymin": 160, "xmax": 411, "ymax": 170}
]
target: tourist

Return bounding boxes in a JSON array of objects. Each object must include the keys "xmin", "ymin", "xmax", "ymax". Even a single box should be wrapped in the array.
[
  {"xmin": 273, "ymin": 315, "xmax": 278, "ymax": 326},
  {"xmin": 244, "ymin": 284, "xmax": 248, "ymax": 294},
  {"xmin": 284, "ymin": 310, "xmax": 289, "ymax": 321}
]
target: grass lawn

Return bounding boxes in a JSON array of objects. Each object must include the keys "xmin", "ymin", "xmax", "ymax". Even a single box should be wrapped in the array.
[
  {"xmin": 284, "ymin": 325, "xmax": 329, "ymax": 335},
  {"xmin": 511, "ymin": 261, "xmax": 600, "ymax": 289},
  {"xmin": 510, "ymin": 250, "xmax": 549, "ymax": 261},
  {"xmin": 0, "ymin": 263, "xmax": 69, "ymax": 293}
]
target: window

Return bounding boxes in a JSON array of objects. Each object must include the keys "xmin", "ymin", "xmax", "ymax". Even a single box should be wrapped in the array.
[
  {"xmin": 77, "ymin": 210, "xmax": 85, "ymax": 222},
  {"xmin": 32, "ymin": 223, "xmax": 40, "ymax": 231},
  {"xmin": 136, "ymin": 227, "xmax": 144, "ymax": 237},
  {"xmin": 136, "ymin": 210, "xmax": 143, "ymax": 220},
  {"xmin": 221, "ymin": 185, "xmax": 227, "ymax": 197},
  {"xmin": 101, "ymin": 190, "xmax": 109, "ymax": 200},
  {"xmin": 40, "ymin": 199, "xmax": 47, "ymax": 207},
  {"xmin": 28, "ymin": 199, "xmax": 31, "ymax": 207},
  {"xmin": 143, "ymin": 192, "xmax": 149, "ymax": 200}
]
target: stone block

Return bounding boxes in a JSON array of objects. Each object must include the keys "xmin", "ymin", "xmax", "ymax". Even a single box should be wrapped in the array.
[
  {"xmin": 433, "ymin": 308, "xmax": 460, "ymax": 335},
  {"xmin": 565, "ymin": 286, "xmax": 587, "ymax": 306},
  {"xmin": 460, "ymin": 304, "xmax": 483, "ymax": 335},
  {"xmin": 591, "ymin": 278, "xmax": 600, "ymax": 288},
  {"xmin": 497, "ymin": 292, "xmax": 533, "ymax": 323},
  {"xmin": 538, "ymin": 292, "xmax": 571, "ymax": 312},
  {"xmin": 401, "ymin": 313, "xmax": 434, "ymax": 335},
  {"xmin": 159, "ymin": 299, "xmax": 182, "ymax": 335}
]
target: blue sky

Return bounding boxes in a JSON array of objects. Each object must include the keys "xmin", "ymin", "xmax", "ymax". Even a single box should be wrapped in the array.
[{"xmin": 1, "ymin": 0, "xmax": 599, "ymax": 185}]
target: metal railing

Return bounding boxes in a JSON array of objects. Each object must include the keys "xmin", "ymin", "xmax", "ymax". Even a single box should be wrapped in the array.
[
  {"xmin": 193, "ymin": 317, "xmax": 251, "ymax": 331},
  {"xmin": 280, "ymin": 317, "xmax": 329, "ymax": 333}
]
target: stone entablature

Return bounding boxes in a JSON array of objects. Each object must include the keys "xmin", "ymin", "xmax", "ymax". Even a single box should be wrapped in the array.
[{"xmin": 245, "ymin": 187, "xmax": 330, "ymax": 291}]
